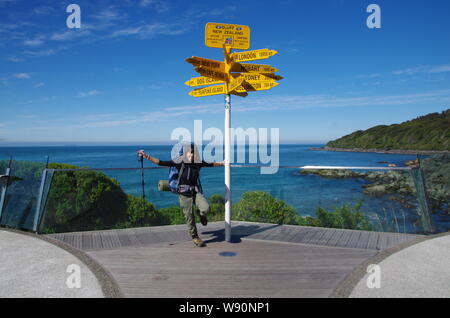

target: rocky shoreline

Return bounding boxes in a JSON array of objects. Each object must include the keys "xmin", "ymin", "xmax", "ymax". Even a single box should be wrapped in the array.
[
  {"xmin": 300, "ymin": 154, "xmax": 450, "ymax": 215},
  {"xmin": 310, "ymin": 146, "xmax": 450, "ymax": 155}
]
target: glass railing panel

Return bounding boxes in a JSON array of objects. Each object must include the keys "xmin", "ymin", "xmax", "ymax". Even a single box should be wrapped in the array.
[
  {"xmin": 38, "ymin": 164, "xmax": 446, "ymax": 235},
  {"xmin": 419, "ymin": 154, "xmax": 450, "ymax": 233},
  {"xmin": 228, "ymin": 167, "xmax": 434, "ymax": 234},
  {"xmin": 0, "ymin": 159, "xmax": 47, "ymax": 230}
]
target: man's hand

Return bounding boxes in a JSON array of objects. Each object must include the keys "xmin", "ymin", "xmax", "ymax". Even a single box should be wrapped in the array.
[{"xmin": 214, "ymin": 161, "xmax": 225, "ymax": 167}]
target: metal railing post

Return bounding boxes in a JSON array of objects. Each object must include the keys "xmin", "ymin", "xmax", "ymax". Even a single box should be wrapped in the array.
[
  {"xmin": 33, "ymin": 169, "xmax": 48, "ymax": 232},
  {"xmin": 0, "ymin": 167, "xmax": 11, "ymax": 224}
]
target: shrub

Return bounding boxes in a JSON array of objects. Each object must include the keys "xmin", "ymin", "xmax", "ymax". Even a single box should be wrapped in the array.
[
  {"xmin": 42, "ymin": 163, "xmax": 129, "ymax": 233},
  {"xmin": 232, "ymin": 191, "xmax": 299, "ymax": 225},
  {"xmin": 315, "ymin": 201, "xmax": 371, "ymax": 230}
]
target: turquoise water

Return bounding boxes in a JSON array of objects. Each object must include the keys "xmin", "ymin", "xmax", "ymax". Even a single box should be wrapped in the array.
[{"xmin": 1, "ymin": 145, "xmax": 449, "ymax": 233}]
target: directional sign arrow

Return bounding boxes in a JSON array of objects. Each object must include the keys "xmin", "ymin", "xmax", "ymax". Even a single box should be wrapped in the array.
[
  {"xmin": 189, "ymin": 84, "xmax": 227, "ymax": 98},
  {"xmin": 230, "ymin": 73, "xmax": 282, "ymax": 83},
  {"xmin": 195, "ymin": 66, "xmax": 229, "ymax": 82},
  {"xmin": 186, "ymin": 56, "xmax": 225, "ymax": 71},
  {"xmin": 230, "ymin": 90, "xmax": 248, "ymax": 98},
  {"xmin": 230, "ymin": 63, "xmax": 278, "ymax": 73},
  {"xmin": 235, "ymin": 81, "xmax": 279, "ymax": 92},
  {"xmin": 185, "ymin": 76, "xmax": 224, "ymax": 87},
  {"xmin": 232, "ymin": 49, "xmax": 278, "ymax": 62},
  {"xmin": 228, "ymin": 75, "xmax": 244, "ymax": 93}
]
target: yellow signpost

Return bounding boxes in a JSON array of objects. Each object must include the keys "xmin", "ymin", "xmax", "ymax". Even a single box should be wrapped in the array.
[{"xmin": 185, "ymin": 22, "xmax": 283, "ymax": 242}]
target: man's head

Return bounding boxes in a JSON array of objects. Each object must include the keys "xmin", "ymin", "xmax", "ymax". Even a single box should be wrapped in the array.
[
  {"xmin": 186, "ymin": 148, "xmax": 195, "ymax": 162},
  {"xmin": 176, "ymin": 142, "xmax": 200, "ymax": 163}
]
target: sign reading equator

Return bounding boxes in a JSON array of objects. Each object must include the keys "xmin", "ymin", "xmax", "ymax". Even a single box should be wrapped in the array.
[{"xmin": 205, "ymin": 22, "xmax": 250, "ymax": 50}]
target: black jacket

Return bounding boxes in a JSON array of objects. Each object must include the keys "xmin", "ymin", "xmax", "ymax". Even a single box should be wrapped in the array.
[{"xmin": 158, "ymin": 160, "xmax": 213, "ymax": 186}]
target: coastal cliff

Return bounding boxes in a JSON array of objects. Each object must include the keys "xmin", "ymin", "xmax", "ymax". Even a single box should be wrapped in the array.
[{"xmin": 325, "ymin": 110, "xmax": 450, "ymax": 151}]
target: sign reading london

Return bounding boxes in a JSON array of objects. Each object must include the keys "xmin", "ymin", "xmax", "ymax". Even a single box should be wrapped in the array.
[{"xmin": 205, "ymin": 22, "xmax": 250, "ymax": 50}]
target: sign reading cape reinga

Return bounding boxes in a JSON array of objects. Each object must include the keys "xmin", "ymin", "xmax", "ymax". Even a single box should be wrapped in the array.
[{"xmin": 184, "ymin": 22, "xmax": 283, "ymax": 242}]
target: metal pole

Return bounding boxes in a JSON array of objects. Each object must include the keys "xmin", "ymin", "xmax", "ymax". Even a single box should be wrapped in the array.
[
  {"xmin": 140, "ymin": 157, "xmax": 145, "ymax": 201},
  {"xmin": 33, "ymin": 169, "xmax": 47, "ymax": 232},
  {"xmin": 224, "ymin": 93, "xmax": 232, "ymax": 242},
  {"xmin": 0, "ymin": 167, "xmax": 11, "ymax": 224}
]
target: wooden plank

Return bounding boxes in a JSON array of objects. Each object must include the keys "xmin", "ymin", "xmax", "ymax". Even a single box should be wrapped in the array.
[
  {"xmin": 305, "ymin": 228, "xmax": 328, "ymax": 245},
  {"xmin": 334, "ymin": 230, "xmax": 355, "ymax": 248},
  {"xmin": 377, "ymin": 232, "xmax": 389, "ymax": 250},
  {"xmin": 346, "ymin": 231, "xmax": 363, "ymax": 249},
  {"xmin": 355, "ymin": 231, "xmax": 371, "ymax": 250},
  {"xmin": 324, "ymin": 228, "xmax": 345, "ymax": 247},
  {"xmin": 81, "ymin": 233, "xmax": 93, "ymax": 250},
  {"xmin": 366, "ymin": 231, "xmax": 379, "ymax": 250},
  {"xmin": 289, "ymin": 227, "xmax": 315, "ymax": 243},
  {"xmin": 317, "ymin": 228, "xmax": 337, "ymax": 246}
]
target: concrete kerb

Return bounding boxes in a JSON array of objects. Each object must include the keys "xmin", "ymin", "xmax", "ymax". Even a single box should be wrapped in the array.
[
  {"xmin": 331, "ymin": 231, "xmax": 450, "ymax": 298},
  {"xmin": 0, "ymin": 227, "xmax": 123, "ymax": 298}
]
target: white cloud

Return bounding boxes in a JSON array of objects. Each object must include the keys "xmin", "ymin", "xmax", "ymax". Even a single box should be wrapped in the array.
[
  {"xmin": 67, "ymin": 89, "xmax": 450, "ymax": 129},
  {"xmin": 92, "ymin": 7, "xmax": 126, "ymax": 22},
  {"xmin": 33, "ymin": 6, "xmax": 54, "ymax": 15},
  {"xmin": 110, "ymin": 22, "xmax": 187, "ymax": 39},
  {"xmin": 14, "ymin": 72, "xmax": 31, "ymax": 79},
  {"xmin": 0, "ymin": 0, "xmax": 19, "ymax": 6},
  {"xmin": 50, "ymin": 29, "xmax": 90, "ymax": 41},
  {"xmin": 428, "ymin": 64, "xmax": 450, "ymax": 74},
  {"xmin": 23, "ymin": 39, "xmax": 44, "ymax": 46},
  {"xmin": 33, "ymin": 82, "xmax": 44, "ymax": 88},
  {"xmin": 24, "ymin": 49, "xmax": 55, "ymax": 56},
  {"xmin": 7, "ymin": 57, "xmax": 24, "ymax": 62},
  {"xmin": 139, "ymin": 0, "xmax": 170, "ymax": 13},
  {"xmin": 358, "ymin": 72, "xmax": 381, "ymax": 78},
  {"xmin": 393, "ymin": 64, "xmax": 450, "ymax": 75},
  {"xmin": 78, "ymin": 90, "xmax": 101, "ymax": 97}
]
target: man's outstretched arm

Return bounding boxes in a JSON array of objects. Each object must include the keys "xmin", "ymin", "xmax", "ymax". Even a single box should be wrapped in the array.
[{"xmin": 137, "ymin": 150, "xmax": 160, "ymax": 165}]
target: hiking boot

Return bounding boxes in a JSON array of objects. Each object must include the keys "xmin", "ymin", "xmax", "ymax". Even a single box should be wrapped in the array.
[
  {"xmin": 200, "ymin": 214, "xmax": 208, "ymax": 226},
  {"xmin": 192, "ymin": 237, "xmax": 206, "ymax": 247}
]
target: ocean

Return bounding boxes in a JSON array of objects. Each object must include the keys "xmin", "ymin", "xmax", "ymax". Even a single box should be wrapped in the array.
[{"xmin": 1, "ymin": 144, "xmax": 449, "ymax": 233}]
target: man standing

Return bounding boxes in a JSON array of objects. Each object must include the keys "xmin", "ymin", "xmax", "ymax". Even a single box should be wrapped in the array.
[{"xmin": 138, "ymin": 144, "xmax": 224, "ymax": 247}]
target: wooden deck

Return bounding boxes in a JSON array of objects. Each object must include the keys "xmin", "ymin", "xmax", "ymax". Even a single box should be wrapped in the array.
[{"xmin": 46, "ymin": 221, "xmax": 423, "ymax": 298}]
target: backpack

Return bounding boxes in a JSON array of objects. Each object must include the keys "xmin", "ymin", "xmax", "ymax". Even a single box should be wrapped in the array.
[{"xmin": 167, "ymin": 147, "xmax": 203, "ymax": 195}]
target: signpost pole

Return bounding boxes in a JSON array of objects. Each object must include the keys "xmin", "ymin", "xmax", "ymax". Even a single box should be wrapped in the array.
[
  {"xmin": 186, "ymin": 22, "xmax": 281, "ymax": 243},
  {"xmin": 224, "ymin": 93, "xmax": 232, "ymax": 242}
]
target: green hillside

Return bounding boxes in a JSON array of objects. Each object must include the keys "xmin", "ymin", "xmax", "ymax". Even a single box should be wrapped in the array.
[{"xmin": 326, "ymin": 109, "xmax": 450, "ymax": 151}]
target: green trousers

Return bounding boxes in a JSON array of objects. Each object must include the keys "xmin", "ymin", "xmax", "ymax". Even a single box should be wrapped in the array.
[{"xmin": 179, "ymin": 192, "xmax": 210, "ymax": 239}]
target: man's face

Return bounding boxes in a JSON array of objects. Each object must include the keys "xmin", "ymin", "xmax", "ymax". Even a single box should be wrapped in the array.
[{"xmin": 187, "ymin": 151, "xmax": 194, "ymax": 162}]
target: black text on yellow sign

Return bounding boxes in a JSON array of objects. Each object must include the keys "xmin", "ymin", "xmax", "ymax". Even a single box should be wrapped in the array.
[{"xmin": 205, "ymin": 22, "xmax": 250, "ymax": 50}]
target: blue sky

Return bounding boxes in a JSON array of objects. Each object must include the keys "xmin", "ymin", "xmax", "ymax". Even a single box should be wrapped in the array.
[{"xmin": 0, "ymin": 0, "xmax": 449, "ymax": 145}]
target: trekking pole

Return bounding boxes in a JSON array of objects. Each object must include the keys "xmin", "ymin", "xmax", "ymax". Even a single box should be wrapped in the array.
[{"xmin": 137, "ymin": 151, "xmax": 146, "ymax": 216}]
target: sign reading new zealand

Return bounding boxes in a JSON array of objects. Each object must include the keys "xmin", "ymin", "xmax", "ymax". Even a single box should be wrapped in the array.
[{"xmin": 205, "ymin": 22, "xmax": 250, "ymax": 50}]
